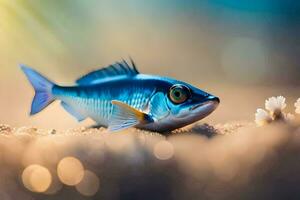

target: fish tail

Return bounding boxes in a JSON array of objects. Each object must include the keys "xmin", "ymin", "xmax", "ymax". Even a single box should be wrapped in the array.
[{"xmin": 20, "ymin": 64, "xmax": 56, "ymax": 115}]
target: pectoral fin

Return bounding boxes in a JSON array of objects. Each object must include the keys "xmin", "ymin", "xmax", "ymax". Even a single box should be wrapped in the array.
[{"xmin": 108, "ymin": 100, "xmax": 152, "ymax": 132}]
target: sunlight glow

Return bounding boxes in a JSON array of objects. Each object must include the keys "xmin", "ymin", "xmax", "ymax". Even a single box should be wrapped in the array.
[
  {"xmin": 57, "ymin": 157, "xmax": 84, "ymax": 186},
  {"xmin": 22, "ymin": 164, "xmax": 52, "ymax": 193},
  {"xmin": 153, "ymin": 140, "xmax": 174, "ymax": 160}
]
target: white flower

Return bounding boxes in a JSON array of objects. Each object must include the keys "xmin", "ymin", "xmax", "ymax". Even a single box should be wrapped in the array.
[
  {"xmin": 265, "ymin": 96, "xmax": 286, "ymax": 113},
  {"xmin": 255, "ymin": 108, "xmax": 272, "ymax": 126},
  {"xmin": 255, "ymin": 96, "xmax": 298, "ymax": 126},
  {"xmin": 285, "ymin": 113, "xmax": 295, "ymax": 122},
  {"xmin": 294, "ymin": 98, "xmax": 300, "ymax": 114}
]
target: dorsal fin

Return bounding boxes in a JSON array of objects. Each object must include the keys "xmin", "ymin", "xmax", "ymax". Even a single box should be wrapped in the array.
[{"xmin": 76, "ymin": 58, "xmax": 139, "ymax": 85}]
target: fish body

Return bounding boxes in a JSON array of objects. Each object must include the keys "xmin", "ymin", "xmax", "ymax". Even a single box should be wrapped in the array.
[{"xmin": 21, "ymin": 60, "xmax": 219, "ymax": 132}]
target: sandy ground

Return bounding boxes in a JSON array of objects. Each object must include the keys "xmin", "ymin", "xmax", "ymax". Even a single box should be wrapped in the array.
[
  {"xmin": 1, "ymin": 82, "xmax": 300, "ymax": 199},
  {"xmin": 1, "ymin": 121, "xmax": 300, "ymax": 200}
]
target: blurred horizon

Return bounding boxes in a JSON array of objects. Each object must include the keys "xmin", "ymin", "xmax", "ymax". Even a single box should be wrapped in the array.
[{"xmin": 1, "ymin": 0, "xmax": 300, "ymax": 128}]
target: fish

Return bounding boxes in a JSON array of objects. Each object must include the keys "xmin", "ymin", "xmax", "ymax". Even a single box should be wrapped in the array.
[{"xmin": 20, "ymin": 59, "xmax": 220, "ymax": 133}]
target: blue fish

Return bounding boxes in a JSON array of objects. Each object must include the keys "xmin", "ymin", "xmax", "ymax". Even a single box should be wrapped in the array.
[{"xmin": 20, "ymin": 59, "xmax": 219, "ymax": 132}]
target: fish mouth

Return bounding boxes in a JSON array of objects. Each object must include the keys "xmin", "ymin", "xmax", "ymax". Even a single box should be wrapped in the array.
[
  {"xmin": 190, "ymin": 97, "xmax": 220, "ymax": 111},
  {"xmin": 190, "ymin": 102, "xmax": 206, "ymax": 111},
  {"xmin": 174, "ymin": 97, "xmax": 219, "ymax": 124}
]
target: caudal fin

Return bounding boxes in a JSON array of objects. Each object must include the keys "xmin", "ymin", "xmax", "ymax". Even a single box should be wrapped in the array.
[{"xmin": 20, "ymin": 64, "xmax": 56, "ymax": 115}]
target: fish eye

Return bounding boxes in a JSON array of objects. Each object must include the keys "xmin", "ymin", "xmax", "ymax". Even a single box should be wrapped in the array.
[{"xmin": 168, "ymin": 84, "xmax": 191, "ymax": 104}]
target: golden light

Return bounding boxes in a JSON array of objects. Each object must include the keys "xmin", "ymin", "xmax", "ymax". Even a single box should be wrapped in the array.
[
  {"xmin": 44, "ymin": 169, "xmax": 63, "ymax": 195},
  {"xmin": 153, "ymin": 140, "xmax": 174, "ymax": 160},
  {"xmin": 57, "ymin": 157, "xmax": 84, "ymax": 186},
  {"xmin": 75, "ymin": 170, "xmax": 100, "ymax": 196},
  {"xmin": 22, "ymin": 164, "xmax": 52, "ymax": 193}
]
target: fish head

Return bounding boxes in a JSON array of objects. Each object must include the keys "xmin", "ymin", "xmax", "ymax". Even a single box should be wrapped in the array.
[
  {"xmin": 150, "ymin": 81, "xmax": 220, "ymax": 131},
  {"xmin": 166, "ymin": 83, "xmax": 219, "ymax": 117}
]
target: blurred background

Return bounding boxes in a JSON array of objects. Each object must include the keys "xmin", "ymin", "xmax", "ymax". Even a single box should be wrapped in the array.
[{"xmin": 1, "ymin": 0, "xmax": 300, "ymax": 129}]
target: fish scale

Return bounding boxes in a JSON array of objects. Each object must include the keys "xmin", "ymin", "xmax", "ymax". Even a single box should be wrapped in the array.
[{"xmin": 55, "ymin": 86, "xmax": 152, "ymax": 127}]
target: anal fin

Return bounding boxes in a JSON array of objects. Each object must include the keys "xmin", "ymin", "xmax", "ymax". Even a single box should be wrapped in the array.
[
  {"xmin": 108, "ymin": 100, "xmax": 152, "ymax": 132},
  {"xmin": 61, "ymin": 102, "xmax": 87, "ymax": 122}
]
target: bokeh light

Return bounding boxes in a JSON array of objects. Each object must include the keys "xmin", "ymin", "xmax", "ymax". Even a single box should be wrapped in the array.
[
  {"xmin": 153, "ymin": 140, "xmax": 174, "ymax": 160},
  {"xmin": 0, "ymin": 121, "xmax": 299, "ymax": 199},
  {"xmin": 75, "ymin": 170, "xmax": 100, "ymax": 196},
  {"xmin": 57, "ymin": 157, "xmax": 84, "ymax": 186},
  {"xmin": 44, "ymin": 169, "xmax": 63, "ymax": 195},
  {"xmin": 22, "ymin": 164, "xmax": 52, "ymax": 193}
]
